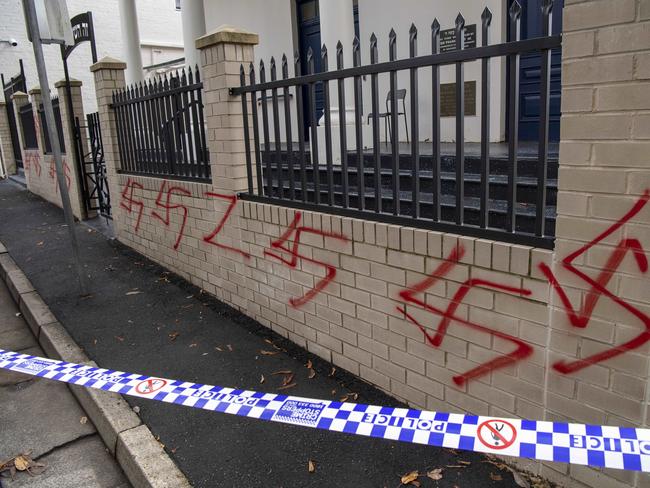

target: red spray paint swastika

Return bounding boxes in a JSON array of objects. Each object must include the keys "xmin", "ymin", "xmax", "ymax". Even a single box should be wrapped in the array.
[
  {"xmin": 264, "ymin": 212, "xmax": 349, "ymax": 308},
  {"xmin": 202, "ymin": 192, "xmax": 251, "ymax": 259},
  {"xmin": 25, "ymin": 151, "xmax": 41, "ymax": 177},
  {"xmin": 540, "ymin": 189, "xmax": 650, "ymax": 375},
  {"xmin": 50, "ymin": 159, "xmax": 71, "ymax": 194},
  {"xmin": 397, "ymin": 245, "xmax": 533, "ymax": 386},
  {"xmin": 120, "ymin": 178, "xmax": 145, "ymax": 232},
  {"xmin": 151, "ymin": 181, "xmax": 191, "ymax": 250}
]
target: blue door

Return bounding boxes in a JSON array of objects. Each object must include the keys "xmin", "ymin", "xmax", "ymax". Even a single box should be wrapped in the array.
[
  {"xmin": 512, "ymin": 0, "xmax": 563, "ymax": 142},
  {"xmin": 297, "ymin": 0, "xmax": 323, "ymax": 140}
]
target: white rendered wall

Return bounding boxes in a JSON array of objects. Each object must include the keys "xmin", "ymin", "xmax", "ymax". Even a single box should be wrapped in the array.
[{"xmin": 0, "ymin": 0, "xmax": 182, "ymax": 114}]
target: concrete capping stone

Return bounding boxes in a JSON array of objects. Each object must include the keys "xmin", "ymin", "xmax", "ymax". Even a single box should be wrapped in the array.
[
  {"xmin": 90, "ymin": 56, "xmax": 127, "ymax": 72},
  {"xmin": 0, "ymin": 240, "xmax": 7, "ymax": 253},
  {"xmin": 10, "ymin": 91, "xmax": 28, "ymax": 101},
  {"xmin": 6, "ymin": 268, "xmax": 35, "ymax": 303},
  {"xmin": 54, "ymin": 78, "xmax": 82, "ymax": 88},
  {"xmin": 116, "ymin": 425, "xmax": 192, "ymax": 488},
  {"xmin": 28, "ymin": 87, "xmax": 41, "ymax": 95},
  {"xmin": 19, "ymin": 290, "xmax": 57, "ymax": 338},
  {"xmin": 195, "ymin": 24, "xmax": 259, "ymax": 49},
  {"xmin": 0, "ymin": 249, "xmax": 189, "ymax": 488}
]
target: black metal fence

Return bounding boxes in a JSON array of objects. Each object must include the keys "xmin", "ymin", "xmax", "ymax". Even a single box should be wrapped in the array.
[
  {"xmin": 19, "ymin": 102, "xmax": 38, "ymax": 149},
  {"xmin": 2, "ymin": 59, "xmax": 27, "ymax": 168},
  {"xmin": 75, "ymin": 112, "xmax": 111, "ymax": 219},
  {"xmin": 39, "ymin": 96, "xmax": 66, "ymax": 154},
  {"xmin": 112, "ymin": 66, "xmax": 210, "ymax": 181},
  {"xmin": 231, "ymin": 2, "xmax": 560, "ymax": 249}
]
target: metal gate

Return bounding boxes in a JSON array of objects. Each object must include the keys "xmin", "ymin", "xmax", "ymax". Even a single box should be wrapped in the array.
[
  {"xmin": 75, "ymin": 112, "xmax": 111, "ymax": 218},
  {"xmin": 1, "ymin": 60, "xmax": 27, "ymax": 169}
]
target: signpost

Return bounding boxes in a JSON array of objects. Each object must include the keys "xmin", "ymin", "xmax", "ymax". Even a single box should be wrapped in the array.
[{"xmin": 22, "ymin": 0, "xmax": 87, "ymax": 294}]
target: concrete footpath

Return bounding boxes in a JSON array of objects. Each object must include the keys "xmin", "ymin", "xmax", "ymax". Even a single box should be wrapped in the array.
[
  {"xmin": 0, "ymin": 180, "xmax": 540, "ymax": 487},
  {"xmin": 0, "ymin": 277, "xmax": 130, "ymax": 487}
]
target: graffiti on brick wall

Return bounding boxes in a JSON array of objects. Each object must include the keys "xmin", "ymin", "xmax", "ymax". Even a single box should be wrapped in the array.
[
  {"xmin": 48, "ymin": 158, "xmax": 71, "ymax": 194},
  {"xmin": 264, "ymin": 212, "xmax": 349, "ymax": 308},
  {"xmin": 540, "ymin": 189, "xmax": 650, "ymax": 374},
  {"xmin": 24, "ymin": 151, "xmax": 41, "ymax": 177},
  {"xmin": 203, "ymin": 192, "xmax": 251, "ymax": 259},
  {"xmin": 396, "ymin": 245, "xmax": 534, "ymax": 386},
  {"xmin": 151, "ymin": 181, "xmax": 191, "ymax": 250},
  {"xmin": 119, "ymin": 178, "xmax": 144, "ymax": 232}
]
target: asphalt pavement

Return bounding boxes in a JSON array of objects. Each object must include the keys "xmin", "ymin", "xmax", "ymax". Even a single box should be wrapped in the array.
[{"xmin": 0, "ymin": 179, "xmax": 532, "ymax": 487}]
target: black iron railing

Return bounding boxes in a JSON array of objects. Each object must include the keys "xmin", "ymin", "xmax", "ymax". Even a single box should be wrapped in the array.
[
  {"xmin": 39, "ymin": 96, "xmax": 66, "ymax": 154},
  {"xmin": 19, "ymin": 102, "xmax": 38, "ymax": 149},
  {"xmin": 112, "ymin": 66, "xmax": 210, "ymax": 181},
  {"xmin": 231, "ymin": 2, "xmax": 560, "ymax": 249}
]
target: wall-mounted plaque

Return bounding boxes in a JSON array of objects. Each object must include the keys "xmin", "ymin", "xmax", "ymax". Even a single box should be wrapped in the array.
[
  {"xmin": 440, "ymin": 81, "xmax": 477, "ymax": 117},
  {"xmin": 439, "ymin": 24, "xmax": 477, "ymax": 53}
]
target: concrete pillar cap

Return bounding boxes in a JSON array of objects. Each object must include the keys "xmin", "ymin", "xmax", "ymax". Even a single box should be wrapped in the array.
[
  {"xmin": 90, "ymin": 56, "xmax": 127, "ymax": 73},
  {"xmin": 195, "ymin": 25, "xmax": 259, "ymax": 50},
  {"xmin": 54, "ymin": 78, "xmax": 83, "ymax": 88},
  {"xmin": 10, "ymin": 91, "xmax": 28, "ymax": 100},
  {"xmin": 28, "ymin": 88, "xmax": 41, "ymax": 96}
]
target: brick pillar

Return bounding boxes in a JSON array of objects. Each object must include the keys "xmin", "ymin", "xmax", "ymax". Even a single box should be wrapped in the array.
[
  {"xmin": 90, "ymin": 57, "xmax": 127, "ymax": 237},
  {"xmin": 55, "ymin": 78, "xmax": 90, "ymax": 220},
  {"xmin": 0, "ymin": 102, "xmax": 16, "ymax": 176},
  {"xmin": 27, "ymin": 88, "xmax": 45, "ymax": 156},
  {"xmin": 195, "ymin": 27, "xmax": 258, "ymax": 305},
  {"xmin": 10, "ymin": 92, "xmax": 31, "ymax": 184},
  {"xmin": 546, "ymin": 1, "xmax": 650, "ymax": 487}
]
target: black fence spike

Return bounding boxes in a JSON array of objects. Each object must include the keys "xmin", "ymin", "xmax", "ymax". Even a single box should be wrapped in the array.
[
  {"xmin": 282, "ymin": 53, "xmax": 288, "ymax": 66},
  {"xmin": 509, "ymin": 0, "xmax": 522, "ymax": 19},
  {"xmin": 306, "ymin": 46, "xmax": 313, "ymax": 62},
  {"xmin": 409, "ymin": 23, "xmax": 417, "ymax": 38},
  {"xmin": 541, "ymin": 0, "xmax": 554, "ymax": 14},
  {"xmin": 455, "ymin": 13, "xmax": 466, "ymax": 29},
  {"xmin": 431, "ymin": 18, "xmax": 440, "ymax": 35},
  {"xmin": 482, "ymin": 6, "xmax": 493, "ymax": 25}
]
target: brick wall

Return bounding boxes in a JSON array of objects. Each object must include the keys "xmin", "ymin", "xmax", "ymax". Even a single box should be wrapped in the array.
[{"xmin": 92, "ymin": 13, "xmax": 650, "ymax": 487}]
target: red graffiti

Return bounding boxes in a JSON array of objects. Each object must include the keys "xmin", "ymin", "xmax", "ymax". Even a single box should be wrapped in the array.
[
  {"xmin": 120, "ymin": 178, "xmax": 145, "ymax": 232},
  {"xmin": 202, "ymin": 192, "xmax": 251, "ymax": 259},
  {"xmin": 540, "ymin": 190, "xmax": 650, "ymax": 375},
  {"xmin": 49, "ymin": 159, "xmax": 71, "ymax": 193},
  {"xmin": 151, "ymin": 182, "xmax": 191, "ymax": 250},
  {"xmin": 24, "ymin": 151, "xmax": 41, "ymax": 177},
  {"xmin": 397, "ymin": 246, "xmax": 533, "ymax": 386},
  {"xmin": 264, "ymin": 212, "xmax": 348, "ymax": 308}
]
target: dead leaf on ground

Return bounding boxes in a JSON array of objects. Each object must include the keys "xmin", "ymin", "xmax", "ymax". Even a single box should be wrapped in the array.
[
  {"xmin": 226, "ymin": 344, "xmax": 233, "ymax": 351},
  {"xmin": 277, "ymin": 382, "xmax": 296, "ymax": 390},
  {"xmin": 281, "ymin": 373, "xmax": 295, "ymax": 386},
  {"xmin": 458, "ymin": 460, "xmax": 471, "ymax": 466},
  {"xmin": 328, "ymin": 367, "xmax": 336, "ymax": 377},
  {"xmin": 260, "ymin": 374, "xmax": 265, "ymax": 384},
  {"xmin": 14, "ymin": 456, "xmax": 29, "ymax": 471},
  {"xmin": 400, "ymin": 470, "xmax": 419, "ymax": 485},
  {"xmin": 490, "ymin": 473, "xmax": 503, "ymax": 481},
  {"xmin": 115, "ymin": 335, "xmax": 125, "ymax": 342},
  {"xmin": 79, "ymin": 416, "xmax": 88, "ymax": 425},
  {"xmin": 427, "ymin": 468, "xmax": 443, "ymax": 480},
  {"xmin": 215, "ymin": 346, "xmax": 223, "ymax": 351},
  {"xmin": 308, "ymin": 369, "xmax": 316, "ymax": 379},
  {"xmin": 0, "ymin": 452, "xmax": 46, "ymax": 479},
  {"xmin": 306, "ymin": 360, "xmax": 313, "ymax": 369},
  {"xmin": 445, "ymin": 465, "xmax": 467, "ymax": 469},
  {"xmin": 272, "ymin": 370, "xmax": 293, "ymax": 376},
  {"xmin": 308, "ymin": 459, "xmax": 315, "ymax": 473},
  {"xmin": 189, "ymin": 343, "xmax": 197, "ymax": 348},
  {"xmin": 168, "ymin": 331, "xmax": 180, "ymax": 341},
  {"xmin": 260, "ymin": 349, "xmax": 279, "ymax": 356},
  {"xmin": 36, "ymin": 241, "xmax": 44, "ymax": 246},
  {"xmin": 125, "ymin": 290, "xmax": 142, "ymax": 296}
]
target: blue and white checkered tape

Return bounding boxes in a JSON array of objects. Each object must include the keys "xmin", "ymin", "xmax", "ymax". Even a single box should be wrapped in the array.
[{"xmin": 2, "ymin": 348, "xmax": 649, "ymax": 472}]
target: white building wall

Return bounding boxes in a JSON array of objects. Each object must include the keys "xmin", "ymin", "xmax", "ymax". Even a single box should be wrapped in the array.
[
  {"xmin": 203, "ymin": 0, "xmax": 508, "ymax": 145},
  {"xmin": 0, "ymin": 0, "xmax": 182, "ymax": 114}
]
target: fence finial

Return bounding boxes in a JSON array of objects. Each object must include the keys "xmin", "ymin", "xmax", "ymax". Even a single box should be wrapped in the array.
[
  {"xmin": 321, "ymin": 44, "xmax": 328, "ymax": 70},
  {"xmin": 509, "ymin": 0, "xmax": 522, "ymax": 19},
  {"xmin": 409, "ymin": 23, "xmax": 417, "ymax": 41},
  {"xmin": 541, "ymin": 0, "xmax": 554, "ymax": 14},
  {"xmin": 455, "ymin": 13, "xmax": 465, "ymax": 30},
  {"xmin": 481, "ymin": 7, "xmax": 493, "ymax": 25}
]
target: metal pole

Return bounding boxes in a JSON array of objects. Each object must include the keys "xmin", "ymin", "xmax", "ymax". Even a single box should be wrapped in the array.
[{"xmin": 23, "ymin": 0, "xmax": 88, "ymax": 294}]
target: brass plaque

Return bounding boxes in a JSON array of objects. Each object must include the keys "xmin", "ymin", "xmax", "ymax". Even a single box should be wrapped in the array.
[
  {"xmin": 440, "ymin": 81, "xmax": 477, "ymax": 117},
  {"xmin": 440, "ymin": 24, "xmax": 477, "ymax": 53}
]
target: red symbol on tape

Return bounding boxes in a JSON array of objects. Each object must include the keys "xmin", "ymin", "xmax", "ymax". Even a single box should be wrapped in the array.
[
  {"xmin": 135, "ymin": 378, "xmax": 167, "ymax": 395},
  {"xmin": 477, "ymin": 419, "xmax": 517, "ymax": 450}
]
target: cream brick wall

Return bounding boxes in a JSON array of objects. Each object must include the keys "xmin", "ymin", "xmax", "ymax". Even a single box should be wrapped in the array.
[{"xmin": 93, "ymin": 10, "xmax": 650, "ymax": 486}]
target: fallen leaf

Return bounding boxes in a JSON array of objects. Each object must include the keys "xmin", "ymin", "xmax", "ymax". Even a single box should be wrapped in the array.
[
  {"xmin": 260, "ymin": 374, "xmax": 265, "ymax": 384},
  {"xmin": 14, "ymin": 456, "xmax": 29, "ymax": 471},
  {"xmin": 306, "ymin": 360, "xmax": 313, "ymax": 369},
  {"xmin": 308, "ymin": 459, "xmax": 315, "ymax": 473},
  {"xmin": 272, "ymin": 370, "xmax": 293, "ymax": 376},
  {"xmin": 308, "ymin": 368, "xmax": 316, "ymax": 379},
  {"xmin": 330, "ymin": 389, "xmax": 336, "ymax": 395},
  {"xmin": 170, "ymin": 447, "xmax": 177, "ymax": 454},
  {"xmin": 226, "ymin": 344, "xmax": 233, "ymax": 351},
  {"xmin": 277, "ymin": 382, "xmax": 296, "ymax": 390},
  {"xmin": 400, "ymin": 471, "xmax": 419, "ymax": 485},
  {"xmin": 79, "ymin": 416, "xmax": 88, "ymax": 425},
  {"xmin": 189, "ymin": 343, "xmax": 197, "ymax": 348},
  {"xmin": 115, "ymin": 335, "xmax": 125, "ymax": 342},
  {"xmin": 328, "ymin": 367, "xmax": 336, "ymax": 377},
  {"xmin": 445, "ymin": 465, "xmax": 467, "ymax": 469},
  {"xmin": 490, "ymin": 473, "xmax": 503, "ymax": 481},
  {"xmin": 512, "ymin": 470, "xmax": 531, "ymax": 488},
  {"xmin": 36, "ymin": 241, "xmax": 44, "ymax": 246},
  {"xmin": 168, "ymin": 331, "xmax": 180, "ymax": 341},
  {"xmin": 282, "ymin": 373, "xmax": 295, "ymax": 386},
  {"xmin": 125, "ymin": 290, "xmax": 142, "ymax": 296},
  {"xmin": 427, "ymin": 468, "xmax": 443, "ymax": 481},
  {"xmin": 340, "ymin": 394, "xmax": 349, "ymax": 402},
  {"xmin": 260, "ymin": 349, "xmax": 279, "ymax": 356},
  {"xmin": 458, "ymin": 460, "xmax": 471, "ymax": 465}
]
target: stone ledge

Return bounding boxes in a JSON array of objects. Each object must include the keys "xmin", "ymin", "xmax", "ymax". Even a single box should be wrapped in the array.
[
  {"xmin": 28, "ymin": 87, "xmax": 41, "ymax": 96},
  {"xmin": 9, "ymin": 91, "xmax": 28, "ymax": 100},
  {"xmin": 90, "ymin": 56, "xmax": 127, "ymax": 73},
  {"xmin": 55, "ymin": 78, "xmax": 83, "ymax": 88},
  {"xmin": 196, "ymin": 24, "xmax": 259, "ymax": 49},
  {"xmin": 6, "ymin": 268, "xmax": 35, "ymax": 303}
]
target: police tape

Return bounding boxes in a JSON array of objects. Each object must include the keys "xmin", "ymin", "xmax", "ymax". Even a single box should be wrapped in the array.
[{"xmin": 1, "ymin": 348, "xmax": 649, "ymax": 472}]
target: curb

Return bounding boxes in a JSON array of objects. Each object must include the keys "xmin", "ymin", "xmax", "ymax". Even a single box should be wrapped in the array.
[{"xmin": 0, "ymin": 241, "xmax": 192, "ymax": 488}]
